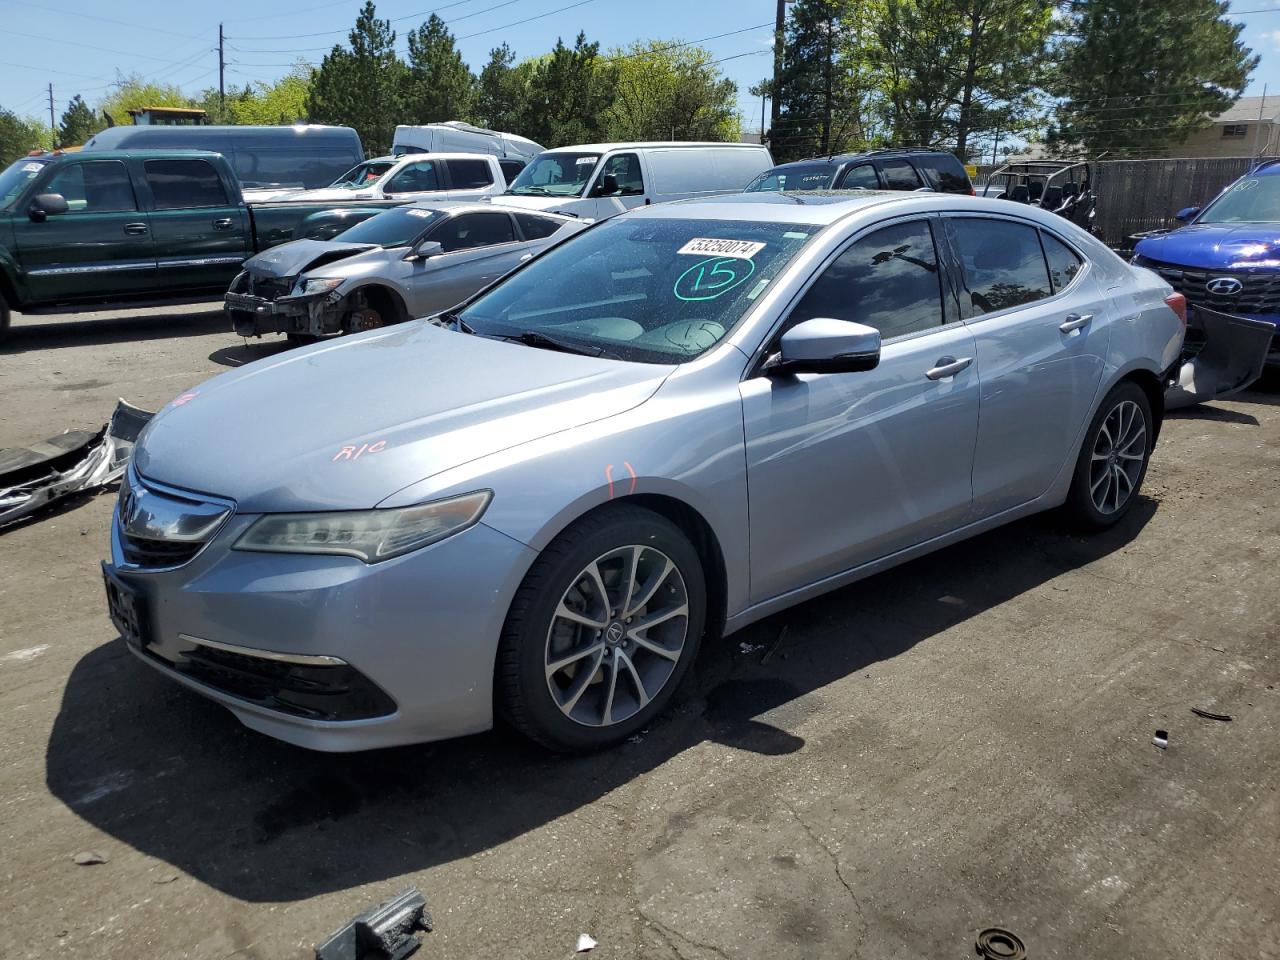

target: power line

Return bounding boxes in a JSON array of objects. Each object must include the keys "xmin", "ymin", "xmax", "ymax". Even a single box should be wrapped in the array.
[
  {"xmin": 0, "ymin": 0, "xmax": 207, "ymax": 41},
  {"xmin": 457, "ymin": 0, "xmax": 600, "ymax": 40},
  {"xmin": 227, "ymin": 0, "xmax": 487, "ymax": 42}
]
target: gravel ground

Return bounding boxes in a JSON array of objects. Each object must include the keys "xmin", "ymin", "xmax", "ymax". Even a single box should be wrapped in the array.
[{"xmin": 1, "ymin": 305, "xmax": 1277, "ymax": 960}]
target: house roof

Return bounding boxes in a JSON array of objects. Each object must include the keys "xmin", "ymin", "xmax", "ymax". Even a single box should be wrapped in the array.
[{"xmin": 1213, "ymin": 96, "xmax": 1280, "ymax": 124}]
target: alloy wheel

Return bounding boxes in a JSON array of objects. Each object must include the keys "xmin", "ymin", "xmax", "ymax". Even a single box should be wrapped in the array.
[
  {"xmin": 544, "ymin": 545, "xmax": 689, "ymax": 728},
  {"xmin": 1089, "ymin": 399, "xmax": 1146, "ymax": 515}
]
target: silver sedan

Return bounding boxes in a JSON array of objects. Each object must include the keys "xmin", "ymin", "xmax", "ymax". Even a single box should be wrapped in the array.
[
  {"xmin": 225, "ymin": 202, "xmax": 586, "ymax": 341},
  {"xmin": 109, "ymin": 192, "xmax": 1184, "ymax": 753}
]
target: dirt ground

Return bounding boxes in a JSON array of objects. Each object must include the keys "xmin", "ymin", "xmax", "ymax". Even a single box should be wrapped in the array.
[{"xmin": 1, "ymin": 306, "xmax": 1278, "ymax": 960}]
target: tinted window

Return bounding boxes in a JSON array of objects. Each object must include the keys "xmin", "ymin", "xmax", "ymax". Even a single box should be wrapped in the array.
[
  {"xmin": 515, "ymin": 213, "xmax": 561, "ymax": 241},
  {"xmin": 44, "ymin": 160, "xmax": 137, "ymax": 212},
  {"xmin": 836, "ymin": 163, "xmax": 879, "ymax": 190},
  {"xmin": 335, "ymin": 206, "xmax": 445, "ymax": 248},
  {"xmin": 1042, "ymin": 232, "xmax": 1082, "ymax": 292},
  {"xmin": 143, "ymin": 159, "xmax": 227, "ymax": 209},
  {"xmin": 499, "ymin": 158, "xmax": 525, "ymax": 183},
  {"xmin": 913, "ymin": 155, "xmax": 972, "ymax": 193},
  {"xmin": 446, "ymin": 158, "xmax": 494, "ymax": 189},
  {"xmin": 385, "ymin": 160, "xmax": 440, "ymax": 194},
  {"xmin": 878, "ymin": 159, "xmax": 922, "ymax": 190},
  {"xmin": 599, "ymin": 153, "xmax": 644, "ymax": 196},
  {"xmin": 746, "ymin": 163, "xmax": 836, "ymax": 193},
  {"xmin": 951, "ymin": 218, "xmax": 1052, "ymax": 314},
  {"xmin": 790, "ymin": 220, "xmax": 944, "ymax": 339},
  {"xmin": 431, "ymin": 212, "xmax": 515, "ymax": 252}
]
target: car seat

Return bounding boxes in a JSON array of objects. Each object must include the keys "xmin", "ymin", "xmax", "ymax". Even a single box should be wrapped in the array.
[
  {"xmin": 1010, "ymin": 184, "xmax": 1030, "ymax": 203},
  {"xmin": 1042, "ymin": 184, "xmax": 1063, "ymax": 210}
]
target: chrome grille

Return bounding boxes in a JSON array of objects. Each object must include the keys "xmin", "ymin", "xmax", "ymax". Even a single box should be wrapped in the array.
[
  {"xmin": 117, "ymin": 469, "xmax": 231, "ymax": 570},
  {"xmin": 1142, "ymin": 259, "xmax": 1280, "ymax": 315}
]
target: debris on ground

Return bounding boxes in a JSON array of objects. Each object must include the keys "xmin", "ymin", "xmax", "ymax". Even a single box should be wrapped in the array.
[
  {"xmin": 575, "ymin": 933, "xmax": 597, "ymax": 952},
  {"xmin": 1153, "ymin": 730, "xmax": 1169, "ymax": 750},
  {"xmin": 71, "ymin": 851, "xmax": 108, "ymax": 865},
  {"xmin": 975, "ymin": 927, "xmax": 1026, "ymax": 960},
  {"xmin": 0, "ymin": 400, "xmax": 153, "ymax": 528},
  {"xmin": 314, "ymin": 887, "xmax": 432, "ymax": 960},
  {"xmin": 761, "ymin": 625, "xmax": 790, "ymax": 665},
  {"xmin": 1191, "ymin": 707, "xmax": 1232, "ymax": 722}
]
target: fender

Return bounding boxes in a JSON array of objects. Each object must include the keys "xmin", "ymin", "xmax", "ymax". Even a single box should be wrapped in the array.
[{"xmin": 0, "ymin": 233, "xmax": 30, "ymax": 308}]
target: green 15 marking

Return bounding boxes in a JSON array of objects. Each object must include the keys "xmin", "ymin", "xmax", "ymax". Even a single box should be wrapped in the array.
[{"xmin": 674, "ymin": 256, "xmax": 756, "ymax": 302}]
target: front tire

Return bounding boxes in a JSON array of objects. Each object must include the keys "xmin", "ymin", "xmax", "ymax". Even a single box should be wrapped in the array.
[
  {"xmin": 0, "ymin": 297, "xmax": 10, "ymax": 344},
  {"xmin": 497, "ymin": 505, "xmax": 706, "ymax": 752},
  {"xmin": 1064, "ymin": 381, "xmax": 1153, "ymax": 530}
]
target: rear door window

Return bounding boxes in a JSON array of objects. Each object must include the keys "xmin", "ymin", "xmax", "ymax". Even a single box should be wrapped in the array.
[
  {"xmin": 788, "ymin": 219, "xmax": 945, "ymax": 340},
  {"xmin": 431, "ymin": 212, "xmax": 516, "ymax": 252},
  {"xmin": 877, "ymin": 159, "xmax": 923, "ymax": 190},
  {"xmin": 498, "ymin": 159, "xmax": 526, "ymax": 184},
  {"xmin": 385, "ymin": 160, "xmax": 440, "ymax": 194},
  {"xmin": 515, "ymin": 213, "xmax": 562, "ymax": 241},
  {"xmin": 950, "ymin": 217, "xmax": 1053, "ymax": 314},
  {"xmin": 1041, "ymin": 232, "xmax": 1083, "ymax": 292},
  {"xmin": 143, "ymin": 159, "xmax": 228, "ymax": 209},
  {"xmin": 836, "ymin": 163, "xmax": 879, "ymax": 190},
  {"xmin": 446, "ymin": 158, "xmax": 494, "ymax": 189},
  {"xmin": 913, "ymin": 155, "xmax": 972, "ymax": 193},
  {"xmin": 44, "ymin": 160, "xmax": 137, "ymax": 212}
]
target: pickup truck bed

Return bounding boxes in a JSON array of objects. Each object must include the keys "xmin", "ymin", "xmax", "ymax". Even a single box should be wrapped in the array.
[{"xmin": 0, "ymin": 150, "xmax": 404, "ymax": 340}]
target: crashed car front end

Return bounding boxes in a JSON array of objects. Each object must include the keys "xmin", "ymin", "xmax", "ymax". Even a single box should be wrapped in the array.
[{"xmin": 225, "ymin": 270, "xmax": 350, "ymax": 338}]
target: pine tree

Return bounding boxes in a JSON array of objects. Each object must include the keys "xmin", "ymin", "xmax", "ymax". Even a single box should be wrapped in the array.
[
  {"xmin": 403, "ymin": 14, "xmax": 474, "ymax": 124},
  {"xmin": 57, "ymin": 95, "xmax": 102, "ymax": 146},
  {"xmin": 521, "ymin": 34, "xmax": 617, "ymax": 147},
  {"xmin": 474, "ymin": 45, "xmax": 533, "ymax": 132},
  {"xmin": 1054, "ymin": 0, "xmax": 1256, "ymax": 156}
]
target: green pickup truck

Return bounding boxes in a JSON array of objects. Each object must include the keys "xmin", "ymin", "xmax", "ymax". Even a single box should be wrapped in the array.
[{"xmin": 0, "ymin": 150, "xmax": 405, "ymax": 340}]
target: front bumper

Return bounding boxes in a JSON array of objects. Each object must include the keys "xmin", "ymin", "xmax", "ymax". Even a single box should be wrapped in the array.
[
  {"xmin": 224, "ymin": 290, "xmax": 327, "ymax": 338},
  {"xmin": 105, "ymin": 500, "xmax": 538, "ymax": 751}
]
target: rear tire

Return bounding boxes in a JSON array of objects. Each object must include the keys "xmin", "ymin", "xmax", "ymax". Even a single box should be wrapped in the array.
[
  {"xmin": 0, "ymin": 297, "xmax": 10, "ymax": 345},
  {"xmin": 497, "ymin": 505, "xmax": 705, "ymax": 752},
  {"xmin": 1064, "ymin": 381, "xmax": 1153, "ymax": 531}
]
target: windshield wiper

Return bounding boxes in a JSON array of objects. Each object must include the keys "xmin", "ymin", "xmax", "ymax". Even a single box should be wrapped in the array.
[
  {"xmin": 434, "ymin": 311, "xmax": 475, "ymax": 334},
  {"xmin": 512, "ymin": 185, "xmax": 553, "ymax": 196},
  {"xmin": 500, "ymin": 330, "xmax": 606, "ymax": 357}
]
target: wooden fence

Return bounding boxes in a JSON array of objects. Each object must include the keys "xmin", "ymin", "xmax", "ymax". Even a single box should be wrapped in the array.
[{"xmin": 975, "ymin": 156, "xmax": 1274, "ymax": 248}]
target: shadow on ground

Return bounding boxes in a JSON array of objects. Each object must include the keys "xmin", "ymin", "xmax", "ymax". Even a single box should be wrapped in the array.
[
  {"xmin": 2, "ymin": 307, "xmax": 228, "ymax": 353},
  {"xmin": 209, "ymin": 338, "xmax": 294, "ymax": 368},
  {"xmin": 45, "ymin": 503, "xmax": 1154, "ymax": 902}
]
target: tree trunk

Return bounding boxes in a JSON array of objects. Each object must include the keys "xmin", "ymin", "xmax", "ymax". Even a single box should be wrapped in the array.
[{"xmin": 956, "ymin": 3, "xmax": 983, "ymax": 159}]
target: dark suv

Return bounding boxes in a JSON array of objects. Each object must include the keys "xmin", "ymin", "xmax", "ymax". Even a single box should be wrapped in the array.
[{"xmin": 745, "ymin": 148, "xmax": 974, "ymax": 196}]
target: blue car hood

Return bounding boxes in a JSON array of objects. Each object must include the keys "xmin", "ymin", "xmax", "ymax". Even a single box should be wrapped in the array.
[
  {"xmin": 133, "ymin": 323, "xmax": 673, "ymax": 513},
  {"xmin": 1135, "ymin": 222, "xmax": 1280, "ymax": 269}
]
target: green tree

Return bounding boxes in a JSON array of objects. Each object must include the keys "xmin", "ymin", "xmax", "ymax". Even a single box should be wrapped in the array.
[
  {"xmin": 521, "ymin": 33, "xmax": 617, "ymax": 147},
  {"xmin": 403, "ymin": 14, "xmax": 474, "ymax": 124},
  {"xmin": 0, "ymin": 108, "xmax": 50, "ymax": 164},
  {"xmin": 473, "ymin": 44, "xmax": 535, "ymax": 132},
  {"xmin": 97, "ymin": 75, "xmax": 195, "ymax": 127},
  {"xmin": 58, "ymin": 94, "xmax": 103, "ymax": 146},
  {"xmin": 1053, "ymin": 0, "xmax": 1256, "ymax": 156},
  {"xmin": 306, "ymin": 0, "xmax": 406, "ymax": 155},
  {"xmin": 604, "ymin": 40, "xmax": 741, "ymax": 141},
  {"xmin": 226, "ymin": 64, "xmax": 313, "ymax": 125}
]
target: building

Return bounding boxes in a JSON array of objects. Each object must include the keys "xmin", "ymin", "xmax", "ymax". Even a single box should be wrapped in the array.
[
  {"xmin": 125, "ymin": 106, "xmax": 209, "ymax": 126},
  {"xmin": 1165, "ymin": 95, "xmax": 1280, "ymax": 158}
]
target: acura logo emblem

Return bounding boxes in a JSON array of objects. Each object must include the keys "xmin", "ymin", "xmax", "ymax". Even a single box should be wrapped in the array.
[
  {"xmin": 1206, "ymin": 276, "xmax": 1243, "ymax": 295},
  {"xmin": 606, "ymin": 622, "xmax": 625, "ymax": 643}
]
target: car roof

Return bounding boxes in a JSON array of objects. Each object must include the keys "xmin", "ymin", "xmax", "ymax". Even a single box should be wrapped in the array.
[
  {"xmin": 536, "ymin": 142, "xmax": 768, "ymax": 154},
  {"xmin": 625, "ymin": 190, "xmax": 902, "ymax": 225},
  {"xmin": 767, "ymin": 149, "xmax": 952, "ymax": 171},
  {"xmin": 57, "ymin": 149, "xmax": 226, "ymax": 161},
  {"xmin": 367, "ymin": 153, "xmax": 499, "ymax": 163},
  {"xmin": 404, "ymin": 199, "xmax": 574, "ymax": 219}
]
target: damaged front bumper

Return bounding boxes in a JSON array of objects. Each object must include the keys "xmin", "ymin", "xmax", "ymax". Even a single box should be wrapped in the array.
[
  {"xmin": 1165, "ymin": 305, "xmax": 1275, "ymax": 410},
  {"xmin": 225, "ymin": 287, "xmax": 347, "ymax": 339}
]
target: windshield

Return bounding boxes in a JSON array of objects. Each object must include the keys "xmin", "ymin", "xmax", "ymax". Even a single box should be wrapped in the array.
[
  {"xmin": 458, "ymin": 217, "xmax": 818, "ymax": 363},
  {"xmin": 0, "ymin": 157, "xmax": 47, "ymax": 208},
  {"xmin": 329, "ymin": 160, "xmax": 395, "ymax": 189},
  {"xmin": 1198, "ymin": 174, "xmax": 1280, "ymax": 223},
  {"xmin": 505, "ymin": 152, "xmax": 600, "ymax": 197},
  {"xmin": 334, "ymin": 207, "xmax": 446, "ymax": 248},
  {"xmin": 746, "ymin": 164, "xmax": 837, "ymax": 193}
]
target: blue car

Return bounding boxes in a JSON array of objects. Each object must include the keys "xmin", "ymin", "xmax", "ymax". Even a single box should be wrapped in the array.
[{"xmin": 1133, "ymin": 161, "xmax": 1280, "ymax": 367}]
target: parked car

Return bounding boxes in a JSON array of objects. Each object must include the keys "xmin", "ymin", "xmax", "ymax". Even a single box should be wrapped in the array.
[
  {"xmin": 0, "ymin": 150, "xmax": 407, "ymax": 340},
  {"xmin": 500, "ymin": 141, "xmax": 773, "ymax": 220},
  {"xmin": 81, "ymin": 124, "xmax": 362, "ymax": 191},
  {"xmin": 980, "ymin": 160, "xmax": 1098, "ymax": 233},
  {"xmin": 105, "ymin": 191, "xmax": 1187, "ymax": 753},
  {"xmin": 390, "ymin": 121, "xmax": 543, "ymax": 170},
  {"xmin": 1133, "ymin": 159, "xmax": 1280, "ymax": 367},
  {"xmin": 745, "ymin": 148, "xmax": 974, "ymax": 195},
  {"xmin": 225, "ymin": 202, "xmax": 586, "ymax": 341},
  {"xmin": 252, "ymin": 153, "xmax": 508, "ymax": 204}
]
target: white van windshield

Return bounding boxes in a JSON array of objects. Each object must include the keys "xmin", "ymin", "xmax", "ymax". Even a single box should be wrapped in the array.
[{"xmin": 506, "ymin": 152, "xmax": 600, "ymax": 197}]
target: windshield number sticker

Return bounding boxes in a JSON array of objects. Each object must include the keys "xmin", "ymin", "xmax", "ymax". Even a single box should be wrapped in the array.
[
  {"xmin": 674, "ymin": 256, "xmax": 756, "ymax": 302},
  {"xmin": 406, "ymin": 208, "xmax": 433, "ymax": 218},
  {"xmin": 576, "ymin": 156, "xmax": 600, "ymax": 165},
  {"xmin": 22, "ymin": 162, "xmax": 43, "ymax": 172},
  {"xmin": 677, "ymin": 238, "xmax": 766, "ymax": 260}
]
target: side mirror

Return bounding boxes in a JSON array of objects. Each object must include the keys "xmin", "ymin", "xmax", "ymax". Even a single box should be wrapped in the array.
[
  {"xmin": 1175, "ymin": 206, "xmax": 1200, "ymax": 223},
  {"xmin": 406, "ymin": 240, "xmax": 443, "ymax": 261},
  {"xmin": 593, "ymin": 173, "xmax": 619, "ymax": 196},
  {"xmin": 29, "ymin": 193, "xmax": 69, "ymax": 222},
  {"xmin": 765, "ymin": 317, "xmax": 881, "ymax": 376}
]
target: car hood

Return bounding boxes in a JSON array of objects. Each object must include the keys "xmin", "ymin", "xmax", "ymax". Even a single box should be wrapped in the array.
[
  {"xmin": 1135, "ymin": 222, "xmax": 1280, "ymax": 269},
  {"xmin": 269, "ymin": 186, "xmax": 378, "ymax": 202},
  {"xmin": 133, "ymin": 323, "xmax": 674, "ymax": 513},
  {"xmin": 497, "ymin": 194, "xmax": 582, "ymax": 211},
  {"xmin": 243, "ymin": 239, "xmax": 380, "ymax": 279}
]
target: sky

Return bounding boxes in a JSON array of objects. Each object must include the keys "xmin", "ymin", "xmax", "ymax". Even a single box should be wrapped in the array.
[{"xmin": 3, "ymin": 0, "xmax": 1280, "ymax": 136}]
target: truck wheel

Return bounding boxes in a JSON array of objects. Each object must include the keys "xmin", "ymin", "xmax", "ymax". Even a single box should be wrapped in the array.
[{"xmin": 0, "ymin": 297, "xmax": 10, "ymax": 344}]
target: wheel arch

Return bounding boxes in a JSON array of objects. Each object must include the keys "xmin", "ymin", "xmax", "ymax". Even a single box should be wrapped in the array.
[
  {"xmin": 347, "ymin": 282, "xmax": 411, "ymax": 325},
  {"xmin": 1116, "ymin": 366, "xmax": 1165, "ymax": 445}
]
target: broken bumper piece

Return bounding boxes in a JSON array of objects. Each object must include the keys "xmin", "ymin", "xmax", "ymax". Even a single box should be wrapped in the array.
[
  {"xmin": 315, "ymin": 887, "xmax": 432, "ymax": 960},
  {"xmin": 1164, "ymin": 305, "xmax": 1274, "ymax": 411},
  {"xmin": 226, "ymin": 289, "xmax": 343, "ymax": 338},
  {"xmin": 0, "ymin": 400, "xmax": 153, "ymax": 527}
]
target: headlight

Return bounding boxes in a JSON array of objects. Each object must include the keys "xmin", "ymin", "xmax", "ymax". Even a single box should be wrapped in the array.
[
  {"xmin": 298, "ymin": 277, "xmax": 344, "ymax": 296},
  {"xmin": 233, "ymin": 491, "xmax": 492, "ymax": 563}
]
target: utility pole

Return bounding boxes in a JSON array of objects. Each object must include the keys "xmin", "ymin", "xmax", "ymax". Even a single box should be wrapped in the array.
[
  {"xmin": 761, "ymin": 92, "xmax": 767, "ymax": 144},
  {"xmin": 771, "ymin": 0, "xmax": 786, "ymax": 133},
  {"xmin": 218, "ymin": 23, "xmax": 226, "ymax": 115},
  {"xmin": 48, "ymin": 83, "xmax": 56, "ymax": 149}
]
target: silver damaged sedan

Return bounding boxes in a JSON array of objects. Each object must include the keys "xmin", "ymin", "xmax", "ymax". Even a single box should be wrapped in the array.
[{"xmin": 104, "ymin": 192, "xmax": 1186, "ymax": 752}]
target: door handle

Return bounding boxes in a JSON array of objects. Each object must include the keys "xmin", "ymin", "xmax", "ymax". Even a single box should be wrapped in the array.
[
  {"xmin": 1059, "ymin": 312, "xmax": 1093, "ymax": 333},
  {"xmin": 123, "ymin": 222, "xmax": 148, "ymax": 235},
  {"xmin": 212, "ymin": 217, "xmax": 234, "ymax": 230},
  {"xmin": 925, "ymin": 356, "xmax": 973, "ymax": 380}
]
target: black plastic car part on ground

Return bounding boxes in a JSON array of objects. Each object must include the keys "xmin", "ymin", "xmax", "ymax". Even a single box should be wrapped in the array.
[{"xmin": 746, "ymin": 148, "xmax": 975, "ymax": 196}]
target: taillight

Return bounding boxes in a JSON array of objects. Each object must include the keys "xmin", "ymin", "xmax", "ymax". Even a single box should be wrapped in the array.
[{"xmin": 1164, "ymin": 292, "xmax": 1188, "ymax": 329}]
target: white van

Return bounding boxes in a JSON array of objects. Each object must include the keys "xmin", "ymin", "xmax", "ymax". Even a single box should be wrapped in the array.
[
  {"xmin": 391, "ymin": 122, "xmax": 543, "ymax": 182},
  {"xmin": 498, "ymin": 142, "xmax": 773, "ymax": 220}
]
